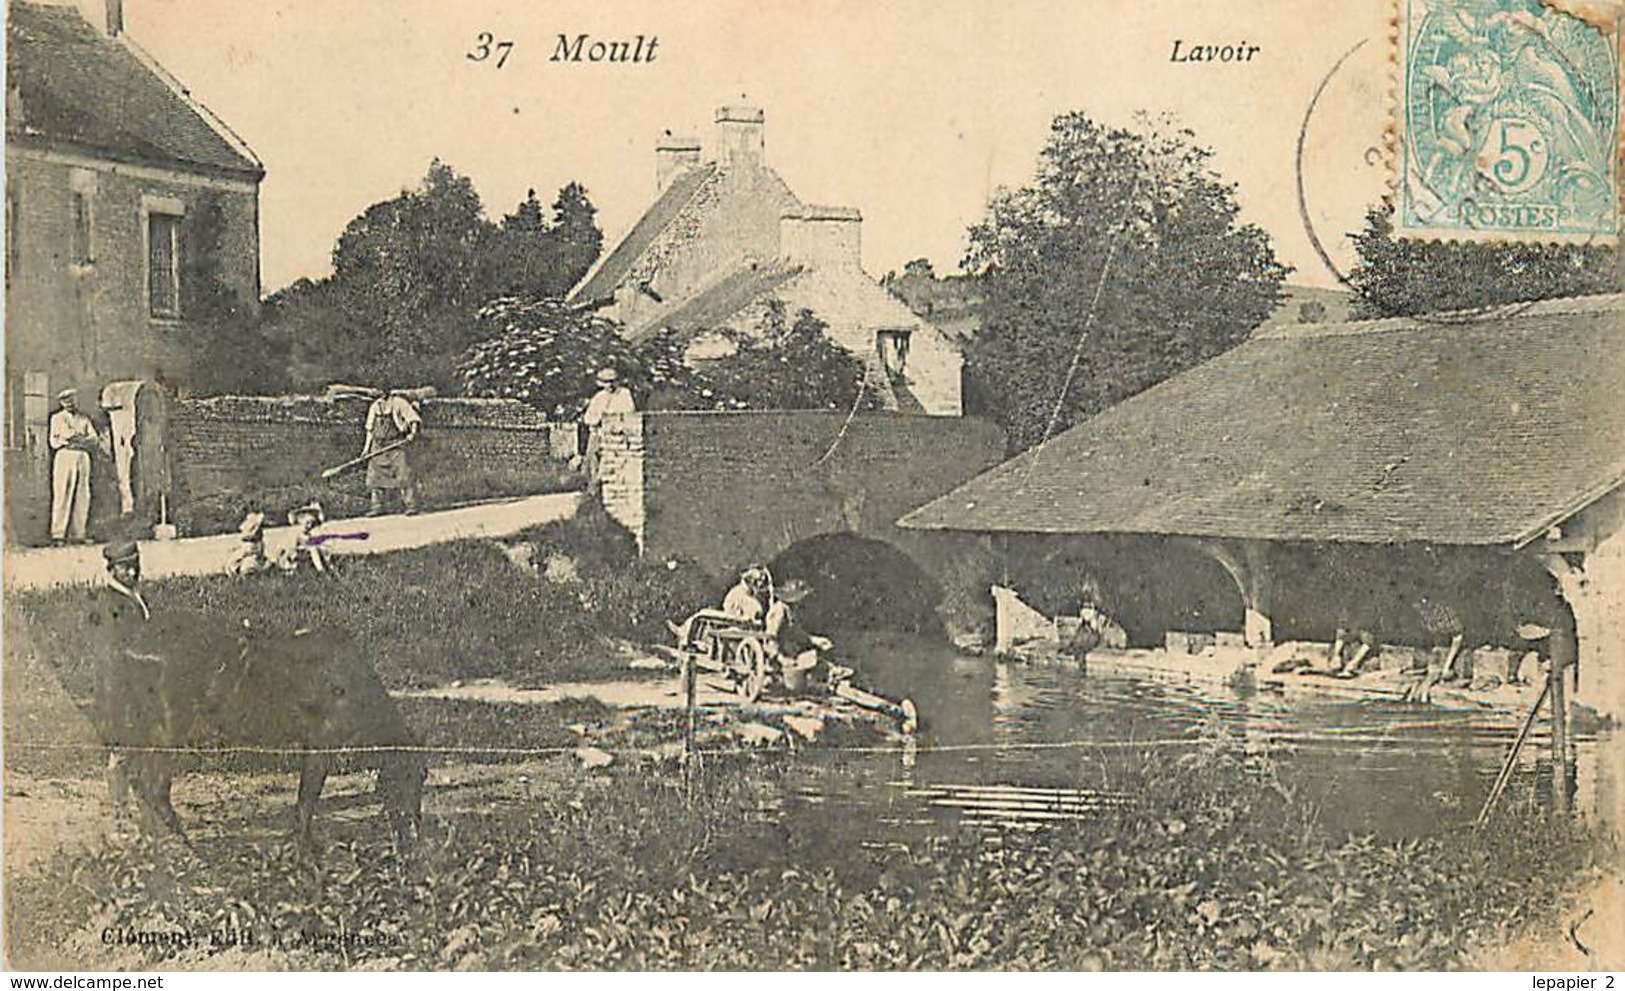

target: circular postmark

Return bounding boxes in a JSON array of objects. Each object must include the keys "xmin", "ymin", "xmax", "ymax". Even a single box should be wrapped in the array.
[{"xmin": 1295, "ymin": 34, "xmax": 1609, "ymax": 325}]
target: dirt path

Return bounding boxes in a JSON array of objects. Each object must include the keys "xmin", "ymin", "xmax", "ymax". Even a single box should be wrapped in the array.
[{"xmin": 3, "ymin": 492, "xmax": 581, "ymax": 591}]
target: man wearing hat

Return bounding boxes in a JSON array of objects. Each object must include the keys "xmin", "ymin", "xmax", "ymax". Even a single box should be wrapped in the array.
[
  {"xmin": 361, "ymin": 388, "xmax": 423, "ymax": 516},
  {"xmin": 47, "ymin": 388, "xmax": 103, "ymax": 544},
  {"xmin": 763, "ymin": 578, "xmax": 837, "ymax": 694},
  {"xmin": 90, "ymin": 540, "xmax": 154, "ymax": 829},
  {"xmin": 578, "ymin": 366, "xmax": 636, "ymax": 482}
]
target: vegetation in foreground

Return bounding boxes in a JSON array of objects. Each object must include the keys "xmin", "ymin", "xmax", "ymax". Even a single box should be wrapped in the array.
[
  {"xmin": 6, "ymin": 726, "xmax": 1609, "ymax": 971},
  {"xmin": 3, "ymin": 499, "xmax": 711, "ymax": 705}
]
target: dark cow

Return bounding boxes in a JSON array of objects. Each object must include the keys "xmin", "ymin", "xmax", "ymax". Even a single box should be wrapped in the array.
[{"xmin": 93, "ymin": 614, "xmax": 426, "ymax": 849}]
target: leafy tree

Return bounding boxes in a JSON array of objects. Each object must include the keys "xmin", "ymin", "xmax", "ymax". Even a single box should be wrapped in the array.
[
  {"xmin": 964, "ymin": 112, "xmax": 1287, "ymax": 451},
  {"xmin": 1346, "ymin": 203, "xmax": 1619, "ymax": 318},
  {"xmin": 265, "ymin": 163, "xmax": 604, "ymax": 390}
]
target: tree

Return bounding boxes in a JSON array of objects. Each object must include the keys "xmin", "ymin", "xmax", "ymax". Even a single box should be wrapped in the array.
[
  {"xmin": 479, "ymin": 184, "xmax": 604, "ymax": 300},
  {"xmin": 264, "ymin": 164, "xmax": 605, "ymax": 391},
  {"xmin": 964, "ymin": 112, "xmax": 1287, "ymax": 451},
  {"xmin": 549, "ymin": 181, "xmax": 603, "ymax": 294},
  {"xmin": 1346, "ymin": 203, "xmax": 1619, "ymax": 318}
]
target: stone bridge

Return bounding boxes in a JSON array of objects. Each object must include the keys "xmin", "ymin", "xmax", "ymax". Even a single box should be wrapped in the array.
[{"xmin": 595, "ymin": 411, "xmax": 1006, "ymax": 623}]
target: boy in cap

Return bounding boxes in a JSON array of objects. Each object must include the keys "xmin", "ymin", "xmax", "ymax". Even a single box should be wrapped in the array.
[
  {"xmin": 277, "ymin": 502, "xmax": 330, "ymax": 574},
  {"xmin": 47, "ymin": 388, "xmax": 103, "ymax": 544}
]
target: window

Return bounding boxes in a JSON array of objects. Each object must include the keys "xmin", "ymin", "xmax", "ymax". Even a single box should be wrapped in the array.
[
  {"xmin": 70, "ymin": 191, "xmax": 93, "ymax": 266},
  {"xmin": 147, "ymin": 211, "xmax": 180, "ymax": 318},
  {"xmin": 877, "ymin": 329, "xmax": 912, "ymax": 381}
]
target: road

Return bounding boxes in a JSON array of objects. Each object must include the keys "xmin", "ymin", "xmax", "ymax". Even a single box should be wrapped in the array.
[{"xmin": 2, "ymin": 492, "xmax": 583, "ymax": 591}]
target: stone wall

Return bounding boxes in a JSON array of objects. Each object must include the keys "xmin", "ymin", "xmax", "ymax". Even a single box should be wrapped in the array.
[
  {"xmin": 168, "ymin": 395, "xmax": 576, "ymax": 529},
  {"xmin": 594, "ymin": 410, "xmax": 1005, "ymax": 578},
  {"xmin": 595, "ymin": 411, "xmax": 645, "ymax": 546}
]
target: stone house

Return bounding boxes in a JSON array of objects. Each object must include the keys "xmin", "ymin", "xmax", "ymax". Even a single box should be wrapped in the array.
[
  {"xmin": 5, "ymin": 0, "xmax": 265, "ymax": 539},
  {"xmin": 568, "ymin": 105, "xmax": 963, "ymax": 415}
]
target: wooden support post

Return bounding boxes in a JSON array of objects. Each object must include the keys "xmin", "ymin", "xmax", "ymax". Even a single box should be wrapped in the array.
[
  {"xmin": 681, "ymin": 648, "xmax": 698, "ymax": 787},
  {"xmin": 1550, "ymin": 642, "xmax": 1570, "ymax": 815}
]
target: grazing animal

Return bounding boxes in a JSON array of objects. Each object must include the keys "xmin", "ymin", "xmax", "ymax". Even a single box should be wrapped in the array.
[{"xmin": 93, "ymin": 618, "xmax": 426, "ymax": 849}]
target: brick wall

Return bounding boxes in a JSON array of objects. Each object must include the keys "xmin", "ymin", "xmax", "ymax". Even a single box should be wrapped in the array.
[
  {"xmin": 596, "ymin": 411, "xmax": 1005, "ymax": 578},
  {"xmin": 169, "ymin": 395, "xmax": 576, "ymax": 527}
]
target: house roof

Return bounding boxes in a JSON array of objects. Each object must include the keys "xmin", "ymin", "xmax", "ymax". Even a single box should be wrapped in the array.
[
  {"xmin": 6, "ymin": 1, "xmax": 262, "ymax": 178},
  {"xmin": 569, "ymin": 163, "xmax": 719, "ymax": 305},
  {"xmin": 631, "ymin": 260, "xmax": 806, "ymax": 342},
  {"xmin": 900, "ymin": 294, "xmax": 1625, "ymax": 546}
]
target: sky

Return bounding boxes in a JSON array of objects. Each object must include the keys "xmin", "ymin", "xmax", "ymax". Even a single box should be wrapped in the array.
[{"xmin": 121, "ymin": 0, "xmax": 1396, "ymax": 293}]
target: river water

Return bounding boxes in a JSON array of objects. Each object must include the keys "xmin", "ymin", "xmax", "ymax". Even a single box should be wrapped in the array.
[{"xmin": 781, "ymin": 632, "xmax": 1618, "ymax": 841}]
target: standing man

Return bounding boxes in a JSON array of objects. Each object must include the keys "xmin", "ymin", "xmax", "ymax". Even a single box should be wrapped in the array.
[
  {"xmin": 362, "ymin": 389, "xmax": 423, "ymax": 516},
  {"xmin": 89, "ymin": 540, "xmax": 155, "ymax": 832},
  {"xmin": 48, "ymin": 388, "xmax": 102, "ymax": 545},
  {"xmin": 578, "ymin": 367, "xmax": 636, "ymax": 482}
]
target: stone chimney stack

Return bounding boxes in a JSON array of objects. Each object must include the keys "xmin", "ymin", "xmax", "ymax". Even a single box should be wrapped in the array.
[
  {"xmin": 781, "ymin": 206, "xmax": 862, "ymax": 270},
  {"xmin": 715, "ymin": 105, "xmax": 765, "ymax": 169},
  {"xmin": 655, "ymin": 131, "xmax": 702, "ymax": 192},
  {"xmin": 74, "ymin": 0, "xmax": 122, "ymax": 35}
]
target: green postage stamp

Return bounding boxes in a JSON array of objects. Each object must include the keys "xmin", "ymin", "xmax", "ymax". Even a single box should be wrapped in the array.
[{"xmin": 1397, "ymin": 0, "xmax": 1620, "ymax": 242}]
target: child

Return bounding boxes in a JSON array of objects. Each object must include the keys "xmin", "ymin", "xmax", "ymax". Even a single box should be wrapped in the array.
[{"xmin": 277, "ymin": 502, "xmax": 330, "ymax": 575}]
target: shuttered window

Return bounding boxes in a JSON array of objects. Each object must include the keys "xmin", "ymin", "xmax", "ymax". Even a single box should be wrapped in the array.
[{"xmin": 147, "ymin": 212, "xmax": 180, "ymax": 318}]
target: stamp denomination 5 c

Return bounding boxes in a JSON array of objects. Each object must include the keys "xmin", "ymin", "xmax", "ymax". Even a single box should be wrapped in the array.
[{"xmin": 1396, "ymin": 0, "xmax": 1620, "ymax": 242}]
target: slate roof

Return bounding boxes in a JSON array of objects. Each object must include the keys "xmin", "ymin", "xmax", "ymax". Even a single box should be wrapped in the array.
[
  {"xmin": 6, "ymin": 1, "xmax": 261, "ymax": 178},
  {"xmin": 899, "ymin": 295, "xmax": 1625, "ymax": 546},
  {"xmin": 629, "ymin": 260, "xmax": 805, "ymax": 342},
  {"xmin": 569, "ymin": 164, "xmax": 719, "ymax": 305}
]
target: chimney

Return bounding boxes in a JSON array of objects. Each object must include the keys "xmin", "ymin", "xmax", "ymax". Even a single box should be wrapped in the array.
[
  {"xmin": 75, "ymin": 0, "xmax": 122, "ymax": 35},
  {"xmin": 715, "ymin": 105, "xmax": 765, "ymax": 169},
  {"xmin": 655, "ymin": 131, "xmax": 702, "ymax": 192},
  {"xmin": 781, "ymin": 205, "xmax": 862, "ymax": 270}
]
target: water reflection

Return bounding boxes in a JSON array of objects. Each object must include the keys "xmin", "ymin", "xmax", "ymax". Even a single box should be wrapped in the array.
[{"xmin": 786, "ymin": 632, "xmax": 1613, "ymax": 839}]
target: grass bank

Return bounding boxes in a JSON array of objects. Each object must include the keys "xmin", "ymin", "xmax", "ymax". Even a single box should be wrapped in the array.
[
  {"xmin": 4, "ymin": 500, "xmax": 710, "ymax": 712},
  {"xmin": 6, "ymin": 729, "xmax": 1612, "ymax": 971}
]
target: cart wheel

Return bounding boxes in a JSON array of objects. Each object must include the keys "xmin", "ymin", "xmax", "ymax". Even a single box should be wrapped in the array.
[{"xmin": 735, "ymin": 639, "xmax": 767, "ymax": 703}]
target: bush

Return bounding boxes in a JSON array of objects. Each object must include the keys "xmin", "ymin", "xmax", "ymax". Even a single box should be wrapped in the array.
[
  {"xmin": 459, "ymin": 299, "xmax": 871, "ymax": 416},
  {"xmin": 458, "ymin": 298, "xmax": 646, "ymax": 418}
]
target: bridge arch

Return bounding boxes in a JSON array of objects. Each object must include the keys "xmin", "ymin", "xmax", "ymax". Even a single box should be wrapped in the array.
[
  {"xmin": 766, "ymin": 532, "xmax": 945, "ymax": 633},
  {"xmin": 595, "ymin": 410, "xmax": 1008, "ymax": 631}
]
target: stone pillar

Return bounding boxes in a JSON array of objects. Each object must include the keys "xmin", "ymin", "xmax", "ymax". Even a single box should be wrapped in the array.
[
  {"xmin": 594, "ymin": 411, "xmax": 645, "ymax": 550},
  {"xmin": 1189, "ymin": 538, "xmax": 1274, "ymax": 648}
]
